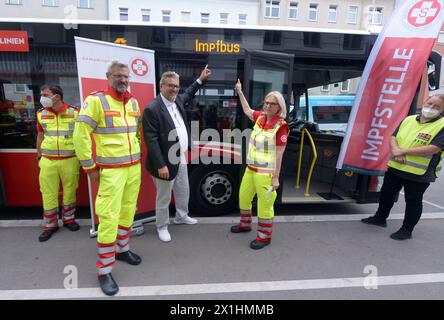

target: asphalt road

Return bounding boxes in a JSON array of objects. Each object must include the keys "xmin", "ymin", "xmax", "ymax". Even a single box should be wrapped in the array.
[{"xmin": 0, "ymin": 172, "xmax": 443, "ymax": 301}]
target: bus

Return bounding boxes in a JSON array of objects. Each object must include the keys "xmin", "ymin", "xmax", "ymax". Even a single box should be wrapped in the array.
[
  {"xmin": 0, "ymin": 19, "xmax": 423, "ymax": 217},
  {"xmin": 299, "ymin": 95, "xmax": 355, "ymax": 133}
]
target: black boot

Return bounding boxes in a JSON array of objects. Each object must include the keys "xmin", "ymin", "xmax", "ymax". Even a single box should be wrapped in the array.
[
  {"xmin": 250, "ymin": 239, "xmax": 270, "ymax": 250},
  {"xmin": 63, "ymin": 221, "xmax": 80, "ymax": 231},
  {"xmin": 390, "ymin": 228, "xmax": 412, "ymax": 240},
  {"xmin": 361, "ymin": 216, "xmax": 387, "ymax": 227},
  {"xmin": 98, "ymin": 273, "xmax": 119, "ymax": 296},
  {"xmin": 230, "ymin": 225, "xmax": 251, "ymax": 233},
  {"xmin": 116, "ymin": 250, "xmax": 142, "ymax": 265},
  {"xmin": 38, "ymin": 228, "xmax": 58, "ymax": 242}
]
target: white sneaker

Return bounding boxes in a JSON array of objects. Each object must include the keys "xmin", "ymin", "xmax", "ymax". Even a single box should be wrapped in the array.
[
  {"xmin": 157, "ymin": 227, "xmax": 171, "ymax": 242},
  {"xmin": 173, "ymin": 216, "xmax": 198, "ymax": 225}
]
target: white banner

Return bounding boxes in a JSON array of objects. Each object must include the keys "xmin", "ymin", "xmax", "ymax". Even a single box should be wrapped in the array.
[{"xmin": 74, "ymin": 37, "xmax": 157, "ymax": 234}]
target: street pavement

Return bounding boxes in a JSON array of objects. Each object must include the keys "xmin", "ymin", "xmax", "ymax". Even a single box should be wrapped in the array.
[{"xmin": 0, "ymin": 174, "xmax": 444, "ymax": 300}]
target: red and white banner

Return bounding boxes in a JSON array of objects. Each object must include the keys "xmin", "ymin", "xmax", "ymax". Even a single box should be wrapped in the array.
[
  {"xmin": 0, "ymin": 30, "xmax": 29, "ymax": 52},
  {"xmin": 74, "ymin": 37, "xmax": 156, "ymax": 232},
  {"xmin": 337, "ymin": 0, "xmax": 444, "ymax": 175}
]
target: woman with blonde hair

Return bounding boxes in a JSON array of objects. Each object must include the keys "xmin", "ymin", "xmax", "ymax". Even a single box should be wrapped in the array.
[{"xmin": 230, "ymin": 79, "xmax": 289, "ymax": 249}]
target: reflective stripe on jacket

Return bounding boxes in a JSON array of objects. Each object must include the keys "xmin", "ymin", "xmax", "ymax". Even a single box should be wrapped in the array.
[
  {"xmin": 37, "ymin": 105, "xmax": 78, "ymax": 159},
  {"xmin": 73, "ymin": 91, "xmax": 141, "ymax": 172},
  {"xmin": 388, "ymin": 115, "xmax": 444, "ymax": 177},
  {"xmin": 247, "ymin": 114, "xmax": 286, "ymax": 172}
]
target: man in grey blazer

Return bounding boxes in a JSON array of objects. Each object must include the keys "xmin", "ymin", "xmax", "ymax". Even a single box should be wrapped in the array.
[{"xmin": 142, "ymin": 65, "xmax": 211, "ymax": 242}]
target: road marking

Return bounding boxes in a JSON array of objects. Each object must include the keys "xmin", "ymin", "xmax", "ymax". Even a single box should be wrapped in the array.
[
  {"xmin": 2, "ymin": 272, "xmax": 444, "ymax": 299},
  {"xmin": 422, "ymin": 200, "xmax": 444, "ymax": 210},
  {"xmin": 400, "ymin": 191, "xmax": 444, "ymax": 210},
  {"xmin": 1, "ymin": 213, "xmax": 444, "ymax": 228}
]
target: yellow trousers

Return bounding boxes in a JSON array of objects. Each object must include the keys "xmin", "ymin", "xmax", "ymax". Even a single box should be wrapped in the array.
[
  {"xmin": 239, "ymin": 167, "xmax": 277, "ymax": 219},
  {"xmin": 39, "ymin": 157, "xmax": 80, "ymax": 230},
  {"xmin": 96, "ymin": 164, "xmax": 141, "ymax": 244}
]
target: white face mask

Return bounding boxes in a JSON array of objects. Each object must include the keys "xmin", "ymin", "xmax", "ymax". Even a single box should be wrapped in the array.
[
  {"xmin": 421, "ymin": 107, "xmax": 440, "ymax": 119},
  {"xmin": 40, "ymin": 96, "xmax": 54, "ymax": 108}
]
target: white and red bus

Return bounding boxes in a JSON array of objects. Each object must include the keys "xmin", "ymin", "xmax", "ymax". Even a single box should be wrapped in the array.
[{"xmin": 1, "ymin": 19, "xmax": 434, "ymax": 218}]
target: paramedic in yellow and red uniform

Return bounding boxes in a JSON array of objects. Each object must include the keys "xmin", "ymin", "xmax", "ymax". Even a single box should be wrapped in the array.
[
  {"xmin": 361, "ymin": 94, "xmax": 444, "ymax": 240},
  {"xmin": 36, "ymin": 85, "xmax": 80, "ymax": 242},
  {"xmin": 73, "ymin": 61, "xmax": 142, "ymax": 296},
  {"xmin": 230, "ymin": 79, "xmax": 289, "ymax": 250}
]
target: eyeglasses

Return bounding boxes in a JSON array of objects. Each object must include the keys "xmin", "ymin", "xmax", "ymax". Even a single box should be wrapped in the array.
[
  {"xmin": 264, "ymin": 101, "xmax": 278, "ymax": 107},
  {"xmin": 111, "ymin": 74, "xmax": 130, "ymax": 80},
  {"xmin": 165, "ymin": 83, "xmax": 180, "ymax": 89}
]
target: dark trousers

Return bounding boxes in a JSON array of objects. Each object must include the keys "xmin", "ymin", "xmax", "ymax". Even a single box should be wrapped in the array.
[{"xmin": 375, "ymin": 170, "xmax": 430, "ymax": 232}]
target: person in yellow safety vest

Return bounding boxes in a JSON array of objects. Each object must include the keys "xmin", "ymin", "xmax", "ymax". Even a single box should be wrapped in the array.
[
  {"xmin": 36, "ymin": 84, "xmax": 80, "ymax": 242},
  {"xmin": 73, "ymin": 61, "xmax": 142, "ymax": 296},
  {"xmin": 230, "ymin": 79, "xmax": 289, "ymax": 250},
  {"xmin": 362, "ymin": 94, "xmax": 444, "ymax": 240}
]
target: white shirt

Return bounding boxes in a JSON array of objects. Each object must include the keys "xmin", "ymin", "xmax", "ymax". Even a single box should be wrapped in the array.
[{"xmin": 160, "ymin": 93, "xmax": 188, "ymax": 164}]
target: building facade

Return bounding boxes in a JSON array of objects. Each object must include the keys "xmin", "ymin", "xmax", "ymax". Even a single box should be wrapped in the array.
[
  {"xmin": 108, "ymin": 0, "xmax": 260, "ymax": 25},
  {"xmin": 0, "ymin": 0, "xmax": 108, "ymax": 20},
  {"xmin": 258, "ymin": 0, "xmax": 396, "ymax": 30}
]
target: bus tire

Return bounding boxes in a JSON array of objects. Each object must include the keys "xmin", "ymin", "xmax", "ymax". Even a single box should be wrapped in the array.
[{"xmin": 189, "ymin": 165, "xmax": 239, "ymax": 216}]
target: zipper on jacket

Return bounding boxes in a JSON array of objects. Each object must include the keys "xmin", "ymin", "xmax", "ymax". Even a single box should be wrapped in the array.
[
  {"xmin": 123, "ymin": 103, "xmax": 133, "ymax": 163},
  {"xmin": 56, "ymin": 113, "xmax": 60, "ymax": 157}
]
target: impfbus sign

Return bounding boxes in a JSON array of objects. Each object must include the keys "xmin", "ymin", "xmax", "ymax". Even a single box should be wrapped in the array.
[{"xmin": 0, "ymin": 31, "xmax": 29, "ymax": 52}]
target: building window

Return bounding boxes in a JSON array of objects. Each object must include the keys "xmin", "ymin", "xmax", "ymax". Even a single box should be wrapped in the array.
[
  {"xmin": 220, "ymin": 13, "xmax": 228, "ymax": 24},
  {"xmin": 303, "ymin": 32, "xmax": 321, "ymax": 47},
  {"xmin": 264, "ymin": 30, "xmax": 281, "ymax": 45},
  {"xmin": 42, "ymin": 0, "xmax": 58, "ymax": 6},
  {"xmin": 308, "ymin": 4, "xmax": 318, "ymax": 21},
  {"xmin": 343, "ymin": 34, "xmax": 363, "ymax": 50},
  {"xmin": 368, "ymin": 7, "xmax": 383, "ymax": 25},
  {"xmin": 6, "ymin": 0, "xmax": 22, "ymax": 4},
  {"xmin": 438, "ymin": 32, "xmax": 444, "ymax": 44},
  {"xmin": 162, "ymin": 10, "xmax": 171, "ymax": 23},
  {"xmin": 321, "ymin": 85, "xmax": 330, "ymax": 92},
  {"xmin": 347, "ymin": 6, "xmax": 358, "ymax": 24},
  {"xmin": 141, "ymin": 9, "xmax": 150, "ymax": 22},
  {"xmin": 180, "ymin": 11, "xmax": 190, "ymax": 23},
  {"xmin": 201, "ymin": 13, "xmax": 210, "ymax": 24},
  {"xmin": 79, "ymin": 0, "xmax": 93, "ymax": 9},
  {"xmin": 328, "ymin": 5, "xmax": 337, "ymax": 23},
  {"xmin": 119, "ymin": 8, "xmax": 128, "ymax": 21},
  {"xmin": 239, "ymin": 14, "xmax": 247, "ymax": 25},
  {"xmin": 289, "ymin": 2, "xmax": 298, "ymax": 19},
  {"xmin": 265, "ymin": 0, "xmax": 280, "ymax": 18}
]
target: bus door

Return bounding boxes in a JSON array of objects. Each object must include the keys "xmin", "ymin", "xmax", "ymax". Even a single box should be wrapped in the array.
[{"xmin": 243, "ymin": 50, "xmax": 294, "ymax": 204}]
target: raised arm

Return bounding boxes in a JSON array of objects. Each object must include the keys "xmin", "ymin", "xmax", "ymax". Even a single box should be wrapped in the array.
[
  {"xmin": 181, "ymin": 64, "xmax": 212, "ymax": 105},
  {"xmin": 235, "ymin": 79, "xmax": 254, "ymax": 122}
]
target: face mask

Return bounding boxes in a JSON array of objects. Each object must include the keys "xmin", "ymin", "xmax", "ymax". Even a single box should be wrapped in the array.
[
  {"xmin": 421, "ymin": 107, "xmax": 440, "ymax": 119},
  {"xmin": 40, "ymin": 96, "xmax": 54, "ymax": 108}
]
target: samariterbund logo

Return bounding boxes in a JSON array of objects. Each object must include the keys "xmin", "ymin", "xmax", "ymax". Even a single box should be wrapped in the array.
[
  {"xmin": 407, "ymin": 0, "xmax": 441, "ymax": 27},
  {"xmin": 130, "ymin": 58, "xmax": 149, "ymax": 77},
  {"xmin": 0, "ymin": 31, "xmax": 29, "ymax": 52}
]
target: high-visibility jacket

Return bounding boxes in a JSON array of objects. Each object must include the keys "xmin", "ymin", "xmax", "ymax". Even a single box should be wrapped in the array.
[
  {"xmin": 73, "ymin": 91, "xmax": 141, "ymax": 172},
  {"xmin": 247, "ymin": 114, "xmax": 286, "ymax": 173},
  {"xmin": 37, "ymin": 104, "xmax": 78, "ymax": 159},
  {"xmin": 388, "ymin": 115, "xmax": 444, "ymax": 177}
]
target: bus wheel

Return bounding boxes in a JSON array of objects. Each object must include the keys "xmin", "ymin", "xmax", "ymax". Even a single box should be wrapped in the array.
[{"xmin": 189, "ymin": 165, "xmax": 239, "ymax": 216}]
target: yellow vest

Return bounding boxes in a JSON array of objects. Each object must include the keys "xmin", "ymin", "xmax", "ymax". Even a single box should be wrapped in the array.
[
  {"xmin": 247, "ymin": 114, "xmax": 285, "ymax": 173},
  {"xmin": 74, "ymin": 92, "xmax": 141, "ymax": 171},
  {"xmin": 37, "ymin": 105, "xmax": 78, "ymax": 158},
  {"xmin": 388, "ymin": 115, "xmax": 444, "ymax": 177}
]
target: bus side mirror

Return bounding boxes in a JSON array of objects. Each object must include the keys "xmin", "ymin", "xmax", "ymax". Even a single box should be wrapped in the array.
[{"xmin": 428, "ymin": 51, "xmax": 442, "ymax": 92}]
